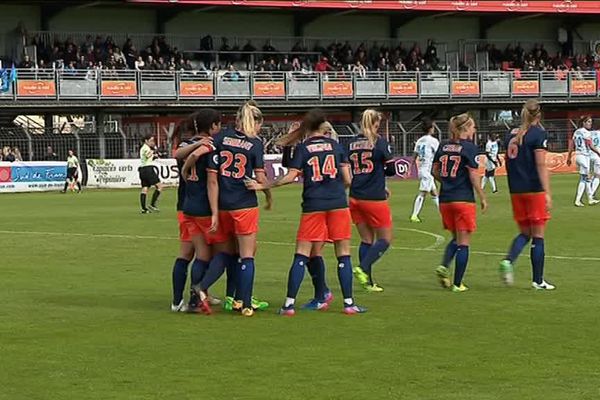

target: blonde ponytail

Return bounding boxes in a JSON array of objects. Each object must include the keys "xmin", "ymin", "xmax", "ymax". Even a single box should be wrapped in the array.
[
  {"xmin": 517, "ymin": 99, "xmax": 541, "ymax": 145},
  {"xmin": 236, "ymin": 101, "xmax": 263, "ymax": 138},
  {"xmin": 449, "ymin": 113, "xmax": 473, "ymax": 141},
  {"xmin": 361, "ymin": 109, "xmax": 382, "ymax": 145}
]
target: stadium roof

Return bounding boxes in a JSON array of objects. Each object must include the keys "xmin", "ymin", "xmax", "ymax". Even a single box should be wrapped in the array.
[{"xmin": 127, "ymin": 0, "xmax": 600, "ymax": 15}]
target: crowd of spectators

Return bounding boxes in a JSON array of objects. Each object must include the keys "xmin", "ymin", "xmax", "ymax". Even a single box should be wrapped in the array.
[
  {"xmin": 0, "ymin": 146, "xmax": 23, "ymax": 162},
  {"xmin": 478, "ymin": 42, "xmax": 599, "ymax": 74}
]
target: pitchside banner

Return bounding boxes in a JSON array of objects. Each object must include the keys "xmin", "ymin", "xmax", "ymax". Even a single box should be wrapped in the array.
[
  {"xmin": 86, "ymin": 159, "xmax": 179, "ymax": 189},
  {"xmin": 0, "ymin": 161, "xmax": 67, "ymax": 192}
]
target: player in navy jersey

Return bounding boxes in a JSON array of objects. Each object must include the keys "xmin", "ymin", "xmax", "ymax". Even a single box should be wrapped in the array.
[
  {"xmin": 248, "ymin": 109, "xmax": 366, "ymax": 316},
  {"xmin": 347, "ymin": 110, "xmax": 396, "ymax": 292},
  {"xmin": 499, "ymin": 99, "xmax": 555, "ymax": 290},
  {"xmin": 207, "ymin": 102, "xmax": 272, "ymax": 317},
  {"xmin": 170, "ymin": 112, "xmax": 216, "ymax": 312},
  {"xmin": 433, "ymin": 113, "xmax": 488, "ymax": 292}
]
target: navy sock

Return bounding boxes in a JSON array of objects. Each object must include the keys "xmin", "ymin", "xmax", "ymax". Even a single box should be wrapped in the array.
[
  {"xmin": 172, "ymin": 258, "xmax": 189, "ymax": 304},
  {"xmin": 441, "ymin": 239, "xmax": 458, "ymax": 268},
  {"xmin": 360, "ymin": 239, "xmax": 390, "ymax": 277},
  {"xmin": 507, "ymin": 233, "xmax": 530, "ymax": 263},
  {"xmin": 337, "ymin": 255, "xmax": 353, "ymax": 301},
  {"xmin": 359, "ymin": 242, "xmax": 371, "ymax": 265},
  {"xmin": 140, "ymin": 193, "xmax": 147, "ymax": 210},
  {"xmin": 225, "ymin": 254, "xmax": 239, "ymax": 298},
  {"xmin": 531, "ymin": 238, "xmax": 545, "ymax": 284},
  {"xmin": 238, "ymin": 258, "xmax": 256, "ymax": 309},
  {"xmin": 286, "ymin": 254, "xmax": 309, "ymax": 300},
  {"xmin": 151, "ymin": 189, "xmax": 161, "ymax": 207},
  {"xmin": 453, "ymin": 245, "xmax": 469, "ymax": 287},
  {"xmin": 308, "ymin": 256, "xmax": 328, "ymax": 301},
  {"xmin": 200, "ymin": 252, "xmax": 228, "ymax": 291},
  {"xmin": 190, "ymin": 259, "xmax": 209, "ymax": 286}
]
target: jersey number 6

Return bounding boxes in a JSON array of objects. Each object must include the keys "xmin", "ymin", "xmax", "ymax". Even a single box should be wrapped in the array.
[{"xmin": 220, "ymin": 150, "xmax": 247, "ymax": 179}]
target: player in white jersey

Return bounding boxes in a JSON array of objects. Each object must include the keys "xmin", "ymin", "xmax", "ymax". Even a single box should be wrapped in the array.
[
  {"xmin": 590, "ymin": 128, "xmax": 600, "ymax": 198},
  {"xmin": 481, "ymin": 134, "xmax": 502, "ymax": 193},
  {"xmin": 410, "ymin": 119, "xmax": 440, "ymax": 223},
  {"xmin": 139, "ymin": 134, "xmax": 163, "ymax": 213},
  {"xmin": 567, "ymin": 115, "xmax": 600, "ymax": 207}
]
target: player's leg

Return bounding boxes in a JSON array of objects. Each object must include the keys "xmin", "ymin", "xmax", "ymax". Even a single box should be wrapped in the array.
[
  {"xmin": 500, "ymin": 194, "xmax": 531, "ymax": 285},
  {"xmin": 575, "ymin": 156, "xmax": 589, "ymax": 206},
  {"xmin": 435, "ymin": 203, "xmax": 455, "ymax": 288},
  {"xmin": 236, "ymin": 233, "xmax": 257, "ymax": 316},
  {"xmin": 140, "ymin": 186, "xmax": 149, "ymax": 213},
  {"xmin": 302, "ymin": 242, "xmax": 333, "ymax": 310},
  {"xmin": 429, "ymin": 181, "xmax": 439, "ymax": 209},
  {"xmin": 489, "ymin": 170, "xmax": 498, "ymax": 193},
  {"xmin": 334, "ymin": 239, "xmax": 366, "ymax": 314},
  {"xmin": 188, "ymin": 233, "xmax": 212, "ymax": 313},
  {"xmin": 149, "ymin": 181, "xmax": 163, "ymax": 212},
  {"xmin": 410, "ymin": 190, "xmax": 427, "ymax": 222},
  {"xmin": 451, "ymin": 229, "xmax": 471, "ymax": 292},
  {"xmin": 172, "ymin": 214, "xmax": 195, "ymax": 312},
  {"xmin": 352, "ymin": 222, "xmax": 374, "ymax": 286},
  {"xmin": 280, "ymin": 240, "xmax": 313, "ymax": 316},
  {"xmin": 481, "ymin": 175, "xmax": 487, "ymax": 190},
  {"xmin": 530, "ymin": 224, "xmax": 554, "ymax": 290}
]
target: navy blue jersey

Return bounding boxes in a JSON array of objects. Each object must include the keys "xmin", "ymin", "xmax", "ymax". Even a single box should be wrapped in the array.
[
  {"xmin": 208, "ymin": 129, "xmax": 264, "ymax": 211},
  {"xmin": 434, "ymin": 140, "xmax": 479, "ymax": 203},
  {"xmin": 182, "ymin": 139, "xmax": 214, "ymax": 217},
  {"xmin": 289, "ymin": 135, "xmax": 348, "ymax": 213},
  {"xmin": 282, "ymin": 145, "xmax": 294, "ymax": 168},
  {"xmin": 505, "ymin": 126, "xmax": 547, "ymax": 194},
  {"xmin": 176, "ymin": 138, "xmax": 197, "ymax": 211},
  {"xmin": 347, "ymin": 135, "xmax": 393, "ymax": 201}
]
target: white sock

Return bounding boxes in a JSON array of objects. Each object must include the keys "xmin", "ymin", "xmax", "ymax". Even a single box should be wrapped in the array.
[
  {"xmin": 284, "ymin": 297, "xmax": 295, "ymax": 307},
  {"xmin": 586, "ymin": 180, "xmax": 594, "ymax": 200},
  {"xmin": 411, "ymin": 194, "xmax": 425, "ymax": 217},
  {"xmin": 490, "ymin": 177, "xmax": 497, "ymax": 192},
  {"xmin": 576, "ymin": 181, "xmax": 586, "ymax": 203},
  {"xmin": 481, "ymin": 177, "xmax": 487, "ymax": 189},
  {"xmin": 431, "ymin": 195, "xmax": 439, "ymax": 209},
  {"xmin": 592, "ymin": 177, "xmax": 600, "ymax": 196},
  {"xmin": 344, "ymin": 298, "xmax": 353, "ymax": 306}
]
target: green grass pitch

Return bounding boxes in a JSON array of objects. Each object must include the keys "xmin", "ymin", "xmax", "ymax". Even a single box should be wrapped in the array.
[{"xmin": 1, "ymin": 175, "xmax": 600, "ymax": 400}]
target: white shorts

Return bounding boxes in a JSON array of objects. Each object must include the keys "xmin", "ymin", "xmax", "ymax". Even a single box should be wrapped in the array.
[
  {"xmin": 576, "ymin": 155, "xmax": 591, "ymax": 176},
  {"xmin": 485, "ymin": 159, "xmax": 497, "ymax": 172},
  {"xmin": 592, "ymin": 156, "xmax": 600, "ymax": 176},
  {"xmin": 418, "ymin": 169, "xmax": 435, "ymax": 192}
]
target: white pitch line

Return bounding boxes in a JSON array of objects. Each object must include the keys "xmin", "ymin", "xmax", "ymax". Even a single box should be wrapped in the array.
[{"xmin": 0, "ymin": 229, "xmax": 599, "ymax": 262}]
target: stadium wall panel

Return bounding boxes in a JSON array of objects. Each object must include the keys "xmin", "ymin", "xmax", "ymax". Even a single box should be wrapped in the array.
[
  {"xmin": 166, "ymin": 12, "xmax": 294, "ymax": 37},
  {"xmin": 396, "ymin": 17, "xmax": 479, "ymax": 53},
  {"xmin": 49, "ymin": 8, "xmax": 155, "ymax": 33}
]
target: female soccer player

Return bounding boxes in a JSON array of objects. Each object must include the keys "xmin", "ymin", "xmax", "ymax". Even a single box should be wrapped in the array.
[
  {"xmin": 170, "ymin": 112, "xmax": 216, "ymax": 312},
  {"xmin": 207, "ymin": 101, "xmax": 272, "ymax": 317},
  {"xmin": 499, "ymin": 99, "xmax": 554, "ymax": 290},
  {"xmin": 566, "ymin": 115, "xmax": 600, "ymax": 207},
  {"xmin": 433, "ymin": 113, "xmax": 487, "ymax": 292},
  {"xmin": 347, "ymin": 109, "xmax": 396, "ymax": 292},
  {"xmin": 481, "ymin": 134, "xmax": 502, "ymax": 193},
  {"xmin": 410, "ymin": 118, "xmax": 440, "ymax": 223},
  {"xmin": 62, "ymin": 149, "xmax": 81, "ymax": 193},
  {"xmin": 139, "ymin": 134, "xmax": 163, "ymax": 213},
  {"xmin": 248, "ymin": 109, "xmax": 366, "ymax": 316},
  {"xmin": 591, "ymin": 127, "xmax": 600, "ymax": 197}
]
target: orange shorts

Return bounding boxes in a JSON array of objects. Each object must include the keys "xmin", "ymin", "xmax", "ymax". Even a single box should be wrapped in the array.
[
  {"xmin": 440, "ymin": 202, "xmax": 477, "ymax": 233},
  {"xmin": 511, "ymin": 193, "xmax": 550, "ymax": 227},
  {"xmin": 183, "ymin": 215, "xmax": 227, "ymax": 245},
  {"xmin": 297, "ymin": 208, "xmax": 352, "ymax": 242},
  {"xmin": 177, "ymin": 211, "xmax": 192, "ymax": 243},
  {"xmin": 349, "ymin": 198, "xmax": 392, "ymax": 229},
  {"xmin": 219, "ymin": 208, "xmax": 259, "ymax": 237}
]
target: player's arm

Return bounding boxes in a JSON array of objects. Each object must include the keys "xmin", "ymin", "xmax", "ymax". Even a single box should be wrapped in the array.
[
  {"xmin": 567, "ymin": 133, "xmax": 574, "ymax": 166},
  {"xmin": 432, "ymin": 162, "xmax": 441, "ymax": 182},
  {"xmin": 254, "ymin": 169, "xmax": 273, "ymax": 210},
  {"xmin": 340, "ymin": 163, "xmax": 351, "ymax": 188},
  {"xmin": 535, "ymin": 149, "xmax": 552, "ymax": 210},
  {"xmin": 468, "ymin": 167, "xmax": 488, "ymax": 213},
  {"xmin": 207, "ymin": 170, "xmax": 219, "ymax": 232},
  {"xmin": 174, "ymin": 137, "xmax": 214, "ymax": 160},
  {"xmin": 247, "ymin": 169, "xmax": 300, "ymax": 191}
]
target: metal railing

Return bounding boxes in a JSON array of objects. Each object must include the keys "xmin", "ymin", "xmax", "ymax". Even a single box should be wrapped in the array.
[{"xmin": 1, "ymin": 69, "xmax": 598, "ymax": 101}]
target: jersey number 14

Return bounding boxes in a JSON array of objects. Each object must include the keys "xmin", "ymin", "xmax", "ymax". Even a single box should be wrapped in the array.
[{"xmin": 308, "ymin": 154, "xmax": 338, "ymax": 182}]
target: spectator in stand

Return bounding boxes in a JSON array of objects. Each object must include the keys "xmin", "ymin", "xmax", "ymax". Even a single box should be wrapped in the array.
[
  {"xmin": 37, "ymin": 59, "xmax": 48, "ymax": 70},
  {"xmin": 76, "ymin": 55, "xmax": 87, "ymax": 70},
  {"xmin": 280, "ymin": 57, "xmax": 293, "ymax": 72},
  {"xmin": 64, "ymin": 43, "xmax": 77, "ymax": 64},
  {"xmin": 291, "ymin": 57, "xmax": 302, "ymax": 72},
  {"xmin": 181, "ymin": 59, "xmax": 193, "ymax": 71},
  {"xmin": 424, "ymin": 39, "xmax": 439, "ymax": 68},
  {"xmin": 45, "ymin": 146, "xmax": 58, "ymax": 161},
  {"xmin": 13, "ymin": 147, "xmax": 23, "ymax": 162},
  {"xmin": 394, "ymin": 59, "xmax": 407, "ymax": 72},
  {"xmin": 2, "ymin": 147, "xmax": 15, "ymax": 162},
  {"xmin": 19, "ymin": 55, "xmax": 34, "ymax": 69},
  {"xmin": 223, "ymin": 64, "xmax": 241, "ymax": 81},
  {"xmin": 113, "ymin": 46, "xmax": 126, "ymax": 65},
  {"xmin": 352, "ymin": 60, "xmax": 367, "ymax": 79},
  {"xmin": 315, "ymin": 56, "xmax": 332, "ymax": 72},
  {"xmin": 82, "ymin": 35, "xmax": 94, "ymax": 54},
  {"xmin": 135, "ymin": 55, "xmax": 145, "ymax": 70}
]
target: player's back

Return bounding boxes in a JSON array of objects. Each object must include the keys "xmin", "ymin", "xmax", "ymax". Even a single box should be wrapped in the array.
[
  {"xmin": 176, "ymin": 138, "xmax": 197, "ymax": 211},
  {"xmin": 210, "ymin": 129, "xmax": 264, "ymax": 210},
  {"xmin": 182, "ymin": 139, "xmax": 214, "ymax": 217},
  {"xmin": 291, "ymin": 135, "xmax": 348, "ymax": 212},
  {"xmin": 347, "ymin": 135, "xmax": 393, "ymax": 201},
  {"xmin": 435, "ymin": 140, "xmax": 478, "ymax": 203},
  {"xmin": 591, "ymin": 131, "xmax": 600, "ymax": 157},
  {"xmin": 505, "ymin": 126, "xmax": 547, "ymax": 194},
  {"xmin": 573, "ymin": 128, "xmax": 591, "ymax": 156},
  {"xmin": 415, "ymin": 135, "xmax": 439, "ymax": 169}
]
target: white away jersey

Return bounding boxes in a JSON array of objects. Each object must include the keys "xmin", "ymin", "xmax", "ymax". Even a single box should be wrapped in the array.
[
  {"xmin": 485, "ymin": 140, "xmax": 499, "ymax": 162},
  {"xmin": 414, "ymin": 135, "xmax": 440, "ymax": 170},
  {"xmin": 591, "ymin": 131, "xmax": 600, "ymax": 160},
  {"xmin": 573, "ymin": 128, "xmax": 591, "ymax": 157}
]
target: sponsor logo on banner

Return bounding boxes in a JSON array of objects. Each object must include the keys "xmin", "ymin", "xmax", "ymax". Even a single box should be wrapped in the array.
[
  {"xmin": 394, "ymin": 158, "xmax": 414, "ymax": 179},
  {"xmin": 571, "ymin": 80, "xmax": 597, "ymax": 95},
  {"xmin": 17, "ymin": 80, "xmax": 56, "ymax": 96},
  {"xmin": 86, "ymin": 159, "xmax": 179, "ymax": 188},
  {"xmin": 475, "ymin": 152, "xmax": 576, "ymax": 176},
  {"xmin": 388, "ymin": 81, "xmax": 418, "ymax": 96},
  {"xmin": 253, "ymin": 81, "xmax": 285, "ymax": 97},
  {"xmin": 451, "ymin": 81, "xmax": 480, "ymax": 96},
  {"xmin": 323, "ymin": 81, "xmax": 353, "ymax": 97},
  {"xmin": 179, "ymin": 81, "xmax": 214, "ymax": 96},
  {"xmin": 0, "ymin": 161, "xmax": 66, "ymax": 192},
  {"xmin": 101, "ymin": 81, "xmax": 137, "ymax": 96},
  {"xmin": 512, "ymin": 80, "xmax": 540, "ymax": 95}
]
